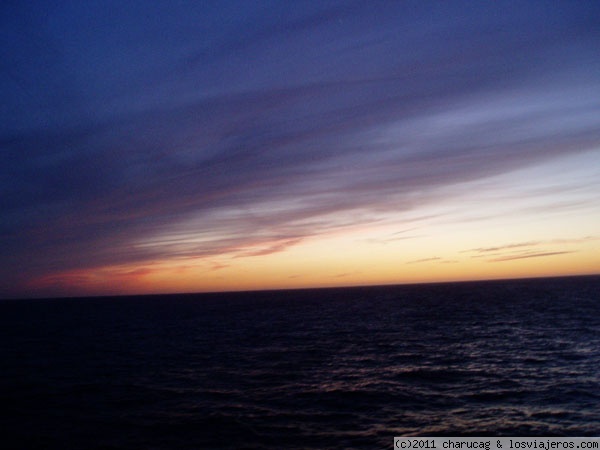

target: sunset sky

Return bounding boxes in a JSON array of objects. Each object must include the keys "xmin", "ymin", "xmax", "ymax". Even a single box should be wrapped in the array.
[{"xmin": 2, "ymin": 1, "xmax": 599, "ymax": 298}]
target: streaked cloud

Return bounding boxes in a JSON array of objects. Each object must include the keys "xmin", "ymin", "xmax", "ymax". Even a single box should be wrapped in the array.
[
  {"xmin": 1, "ymin": 1, "xmax": 599, "ymax": 297},
  {"xmin": 490, "ymin": 251, "xmax": 577, "ymax": 263},
  {"xmin": 464, "ymin": 242, "xmax": 542, "ymax": 254},
  {"xmin": 408, "ymin": 257, "xmax": 442, "ymax": 265},
  {"xmin": 462, "ymin": 237, "xmax": 597, "ymax": 263}
]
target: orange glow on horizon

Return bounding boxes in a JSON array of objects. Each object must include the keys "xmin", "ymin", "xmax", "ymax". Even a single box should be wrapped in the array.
[
  {"xmin": 25, "ymin": 228, "xmax": 600, "ymax": 298},
  {"xmin": 22, "ymin": 152, "xmax": 600, "ymax": 299}
]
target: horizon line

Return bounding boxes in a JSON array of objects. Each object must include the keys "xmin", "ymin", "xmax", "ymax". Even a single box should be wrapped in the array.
[{"xmin": 3, "ymin": 272, "xmax": 598, "ymax": 302}]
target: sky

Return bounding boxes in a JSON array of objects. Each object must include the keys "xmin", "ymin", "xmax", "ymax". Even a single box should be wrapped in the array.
[{"xmin": 1, "ymin": 0, "xmax": 599, "ymax": 299}]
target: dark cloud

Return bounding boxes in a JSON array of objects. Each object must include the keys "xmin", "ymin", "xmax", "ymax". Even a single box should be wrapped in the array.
[
  {"xmin": 463, "ymin": 237, "xmax": 597, "ymax": 258},
  {"xmin": 465, "ymin": 242, "xmax": 542, "ymax": 254},
  {"xmin": 490, "ymin": 251, "xmax": 577, "ymax": 262},
  {"xmin": 407, "ymin": 257, "xmax": 441, "ymax": 265},
  {"xmin": 461, "ymin": 237, "xmax": 596, "ymax": 264},
  {"xmin": 1, "ymin": 1, "xmax": 600, "ymax": 297}
]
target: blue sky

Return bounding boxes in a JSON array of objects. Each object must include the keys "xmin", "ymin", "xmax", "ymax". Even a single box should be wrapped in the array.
[{"xmin": 2, "ymin": 1, "xmax": 599, "ymax": 298}]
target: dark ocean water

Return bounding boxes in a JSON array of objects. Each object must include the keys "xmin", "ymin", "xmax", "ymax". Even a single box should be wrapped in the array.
[{"xmin": 1, "ymin": 276, "xmax": 599, "ymax": 449}]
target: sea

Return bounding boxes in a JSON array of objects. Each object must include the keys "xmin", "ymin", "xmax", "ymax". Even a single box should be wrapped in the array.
[{"xmin": 1, "ymin": 275, "xmax": 599, "ymax": 449}]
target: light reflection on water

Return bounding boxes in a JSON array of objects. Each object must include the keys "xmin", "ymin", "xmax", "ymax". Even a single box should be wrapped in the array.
[{"xmin": 1, "ymin": 276, "xmax": 599, "ymax": 449}]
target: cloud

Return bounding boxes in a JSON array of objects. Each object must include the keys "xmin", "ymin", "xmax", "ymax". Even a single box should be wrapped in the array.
[
  {"xmin": 464, "ymin": 241, "xmax": 542, "ymax": 254},
  {"xmin": 209, "ymin": 262, "xmax": 229, "ymax": 272},
  {"xmin": 407, "ymin": 257, "xmax": 441, "ymax": 265},
  {"xmin": 490, "ymin": 251, "xmax": 577, "ymax": 262},
  {"xmin": 463, "ymin": 237, "xmax": 596, "ymax": 255},
  {"xmin": 364, "ymin": 229, "xmax": 425, "ymax": 245},
  {"xmin": 334, "ymin": 271, "xmax": 361, "ymax": 278},
  {"xmin": 25, "ymin": 264, "xmax": 161, "ymax": 297},
  {"xmin": 461, "ymin": 237, "xmax": 596, "ymax": 264},
  {"xmin": 236, "ymin": 238, "xmax": 304, "ymax": 258},
  {"xmin": 1, "ymin": 1, "xmax": 600, "ymax": 297}
]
